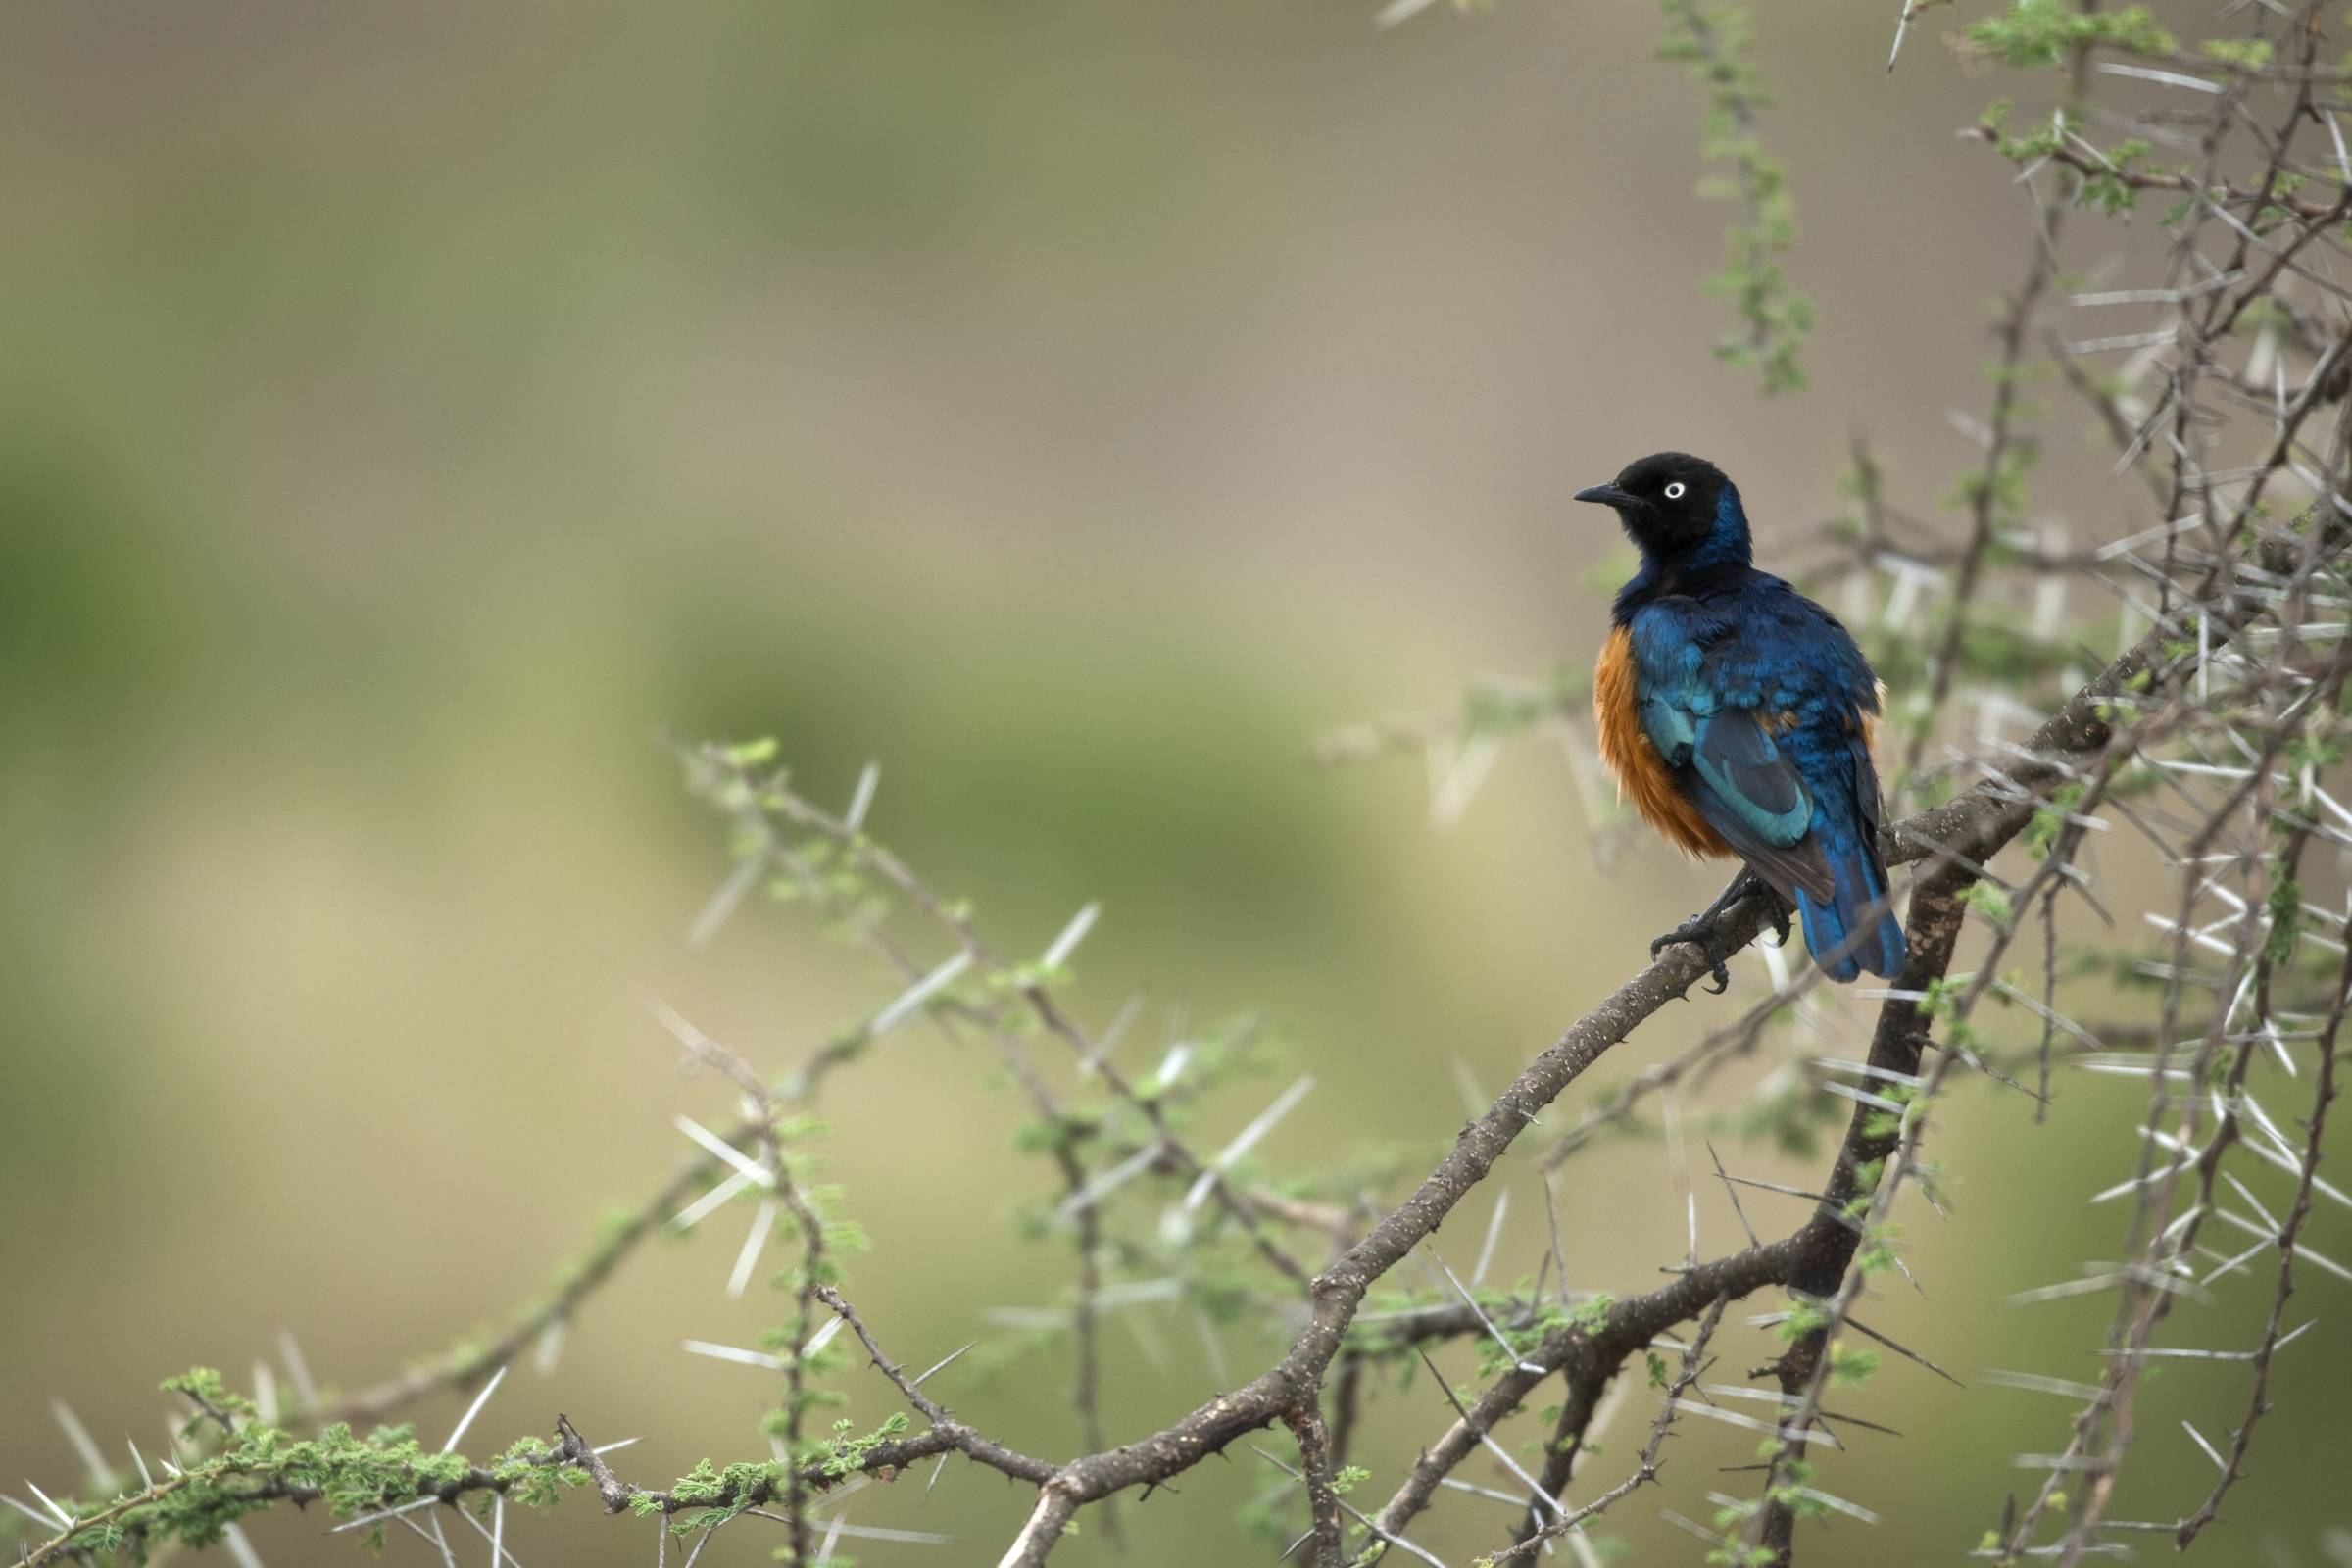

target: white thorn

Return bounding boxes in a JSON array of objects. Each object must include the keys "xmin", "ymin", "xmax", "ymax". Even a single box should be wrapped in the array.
[
  {"xmin": 681, "ymin": 1339, "xmax": 786, "ymax": 1371},
  {"xmin": 223, "ymin": 1522, "xmax": 267, "ymax": 1568},
  {"xmin": 331, "ymin": 1495, "xmax": 441, "ymax": 1534},
  {"xmin": 672, "ymin": 1167, "xmax": 761, "ymax": 1230},
  {"xmin": 727, "ymin": 1198, "xmax": 779, "ymax": 1299},
  {"xmin": 1472, "ymin": 1189, "xmax": 1510, "ymax": 1291},
  {"xmin": 869, "ymin": 952, "xmax": 973, "ymax": 1036},
  {"xmin": 2181, "ymin": 1419, "xmax": 2227, "ymax": 1473},
  {"xmin": 1041, "ymin": 903, "xmax": 1101, "ymax": 971},
  {"xmin": 50, "ymin": 1400, "xmax": 111, "ymax": 1492},
  {"xmin": 687, "ymin": 853, "xmax": 767, "ymax": 949},
  {"xmin": 844, "ymin": 762, "xmax": 881, "ymax": 831},
  {"xmin": 441, "ymin": 1365, "xmax": 508, "ymax": 1454},
  {"xmin": 1184, "ymin": 1075, "xmax": 1314, "ymax": 1212},
  {"xmin": 671, "ymin": 1114, "xmax": 772, "ymax": 1187},
  {"xmin": 24, "ymin": 1479, "xmax": 74, "ymax": 1529},
  {"xmin": 804, "ymin": 1315, "xmax": 848, "ymax": 1358},
  {"xmin": 277, "ymin": 1330, "xmax": 318, "ymax": 1409}
]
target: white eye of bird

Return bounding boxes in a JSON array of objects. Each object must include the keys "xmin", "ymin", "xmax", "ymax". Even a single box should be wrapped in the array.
[{"xmin": 1663, "ymin": 481, "xmax": 1687, "ymax": 500}]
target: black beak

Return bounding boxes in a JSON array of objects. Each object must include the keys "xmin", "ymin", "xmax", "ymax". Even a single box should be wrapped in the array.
[{"xmin": 1574, "ymin": 483, "xmax": 1634, "ymax": 509}]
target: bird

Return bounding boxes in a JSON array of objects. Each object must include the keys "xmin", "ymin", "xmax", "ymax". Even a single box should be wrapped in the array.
[{"xmin": 1574, "ymin": 452, "xmax": 1905, "ymax": 991}]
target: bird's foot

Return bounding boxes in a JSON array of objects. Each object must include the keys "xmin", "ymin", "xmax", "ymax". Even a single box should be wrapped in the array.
[
  {"xmin": 1648, "ymin": 870, "xmax": 1792, "ymax": 995},
  {"xmin": 1650, "ymin": 913, "xmax": 1734, "ymax": 995}
]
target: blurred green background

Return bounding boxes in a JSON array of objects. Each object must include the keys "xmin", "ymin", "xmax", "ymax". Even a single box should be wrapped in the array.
[{"xmin": 3, "ymin": 2, "xmax": 2347, "ymax": 1563}]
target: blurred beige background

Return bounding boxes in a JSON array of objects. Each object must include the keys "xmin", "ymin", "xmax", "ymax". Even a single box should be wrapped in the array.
[{"xmin": 3, "ymin": 2, "xmax": 2347, "ymax": 1564}]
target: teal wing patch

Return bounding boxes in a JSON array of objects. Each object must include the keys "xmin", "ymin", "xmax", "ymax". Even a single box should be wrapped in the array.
[
  {"xmin": 1638, "ymin": 695, "xmax": 1699, "ymax": 769},
  {"xmin": 1685, "ymin": 708, "xmax": 1835, "ymax": 904},
  {"xmin": 1691, "ymin": 709, "xmax": 1811, "ymax": 847}
]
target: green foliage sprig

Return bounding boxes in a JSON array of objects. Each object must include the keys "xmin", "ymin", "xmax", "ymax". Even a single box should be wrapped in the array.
[{"xmin": 1656, "ymin": 1, "xmax": 1812, "ymax": 393}]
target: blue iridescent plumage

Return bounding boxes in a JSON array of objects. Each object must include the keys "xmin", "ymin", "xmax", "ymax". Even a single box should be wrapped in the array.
[{"xmin": 1581, "ymin": 453, "xmax": 1905, "ymax": 984}]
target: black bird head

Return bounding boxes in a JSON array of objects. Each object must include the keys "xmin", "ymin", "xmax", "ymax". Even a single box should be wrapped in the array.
[{"xmin": 1573, "ymin": 452, "xmax": 1748, "ymax": 568}]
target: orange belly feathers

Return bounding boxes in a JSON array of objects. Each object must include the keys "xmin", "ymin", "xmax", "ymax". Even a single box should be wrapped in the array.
[{"xmin": 1593, "ymin": 625, "xmax": 1733, "ymax": 858}]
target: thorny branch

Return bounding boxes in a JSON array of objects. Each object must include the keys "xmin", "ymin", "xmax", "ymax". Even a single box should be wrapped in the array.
[
  {"xmin": 16, "ymin": 8, "xmax": 2352, "ymax": 1568},
  {"xmin": 1485, "ymin": 1297, "xmax": 1726, "ymax": 1567}
]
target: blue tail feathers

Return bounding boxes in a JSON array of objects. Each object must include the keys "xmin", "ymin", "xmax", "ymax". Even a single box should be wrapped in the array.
[{"xmin": 1793, "ymin": 835, "xmax": 1906, "ymax": 982}]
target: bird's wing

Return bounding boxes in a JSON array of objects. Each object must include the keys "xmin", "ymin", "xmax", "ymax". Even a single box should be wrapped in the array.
[
  {"xmin": 1849, "ymin": 725, "xmax": 1886, "ymax": 853},
  {"xmin": 1690, "ymin": 707, "xmax": 1811, "ymax": 844},
  {"xmin": 1632, "ymin": 601, "xmax": 1836, "ymax": 903},
  {"xmin": 1681, "ymin": 709, "xmax": 1836, "ymax": 904}
]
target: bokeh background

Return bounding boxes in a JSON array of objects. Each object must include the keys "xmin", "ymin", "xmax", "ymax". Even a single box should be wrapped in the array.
[{"xmin": 4, "ymin": 2, "xmax": 2348, "ymax": 1564}]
